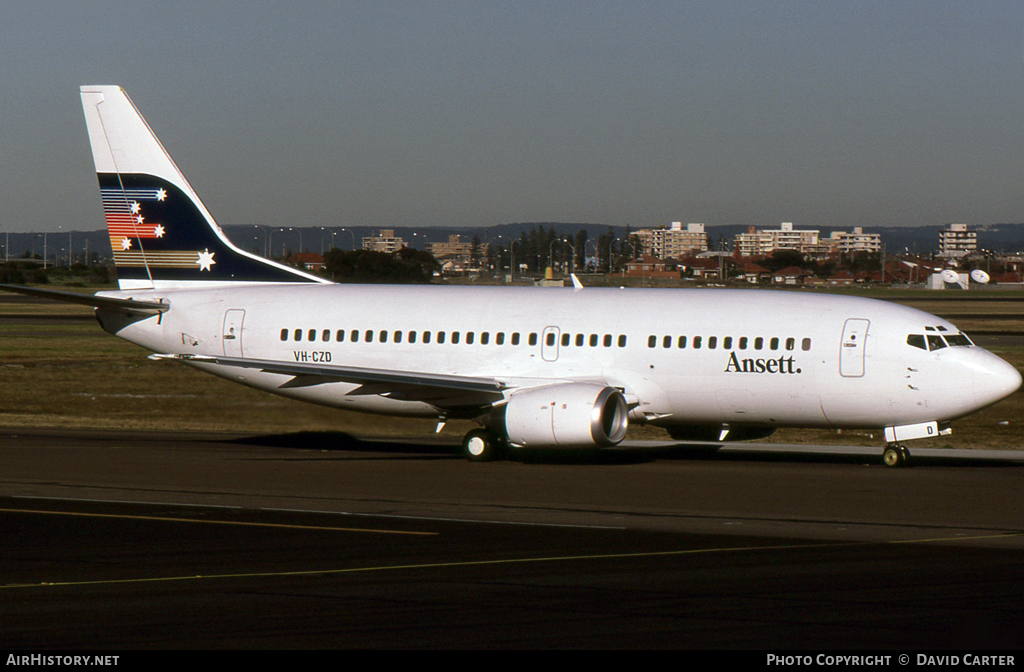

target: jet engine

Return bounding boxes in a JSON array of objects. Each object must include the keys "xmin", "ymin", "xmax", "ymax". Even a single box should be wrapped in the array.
[{"xmin": 503, "ymin": 384, "xmax": 629, "ymax": 448}]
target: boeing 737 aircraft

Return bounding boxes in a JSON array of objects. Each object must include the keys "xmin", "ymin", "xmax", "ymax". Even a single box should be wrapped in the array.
[{"xmin": 3, "ymin": 86, "xmax": 1020, "ymax": 465}]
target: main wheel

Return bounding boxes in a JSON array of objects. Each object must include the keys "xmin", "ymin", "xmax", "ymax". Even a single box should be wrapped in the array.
[{"xmin": 463, "ymin": 429, "xmax": 504, "ymax": 462}]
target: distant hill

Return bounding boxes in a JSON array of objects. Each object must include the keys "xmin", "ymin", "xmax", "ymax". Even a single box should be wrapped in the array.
[{"xmin": 5, "ymin": 222, "xmax": 1024, "ymax": 264}]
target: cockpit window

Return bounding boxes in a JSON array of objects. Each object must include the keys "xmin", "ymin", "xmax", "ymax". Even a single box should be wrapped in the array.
[
  {"xmin": 907, "ymin": 334, "xmax": 927, "ymax": 350},
  {"xmin": 945, "ymin": 333, "xmax": 972, "ymax": 347},
  {"xmin": 927, "ymin": 335, "xmax": 947, "ymax": 350}
]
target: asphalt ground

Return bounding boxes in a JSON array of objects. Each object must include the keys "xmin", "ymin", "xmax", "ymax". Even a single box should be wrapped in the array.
[{"xmin": 1, "ymin": 428, "xmax": 1023, "ymax": 649}]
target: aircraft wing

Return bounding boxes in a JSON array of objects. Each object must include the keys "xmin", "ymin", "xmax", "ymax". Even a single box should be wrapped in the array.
[
  {"xmin": 0, "ymin": 284, "xmax": 168, "ymax": 315},
  {"xmin": 150, "ymin": 353, "xmax": 509, "ymax": 413}
]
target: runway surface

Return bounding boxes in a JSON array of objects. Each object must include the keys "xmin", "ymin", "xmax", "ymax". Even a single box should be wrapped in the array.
[{"xmin": 2, "ymin": 427, "xmax": 1023, "ymax": 649}]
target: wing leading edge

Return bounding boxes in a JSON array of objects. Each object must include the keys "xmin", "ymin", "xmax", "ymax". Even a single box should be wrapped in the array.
[{"xmin": 150, "ymin": 353, "xmax": 509, "ymax": 411}]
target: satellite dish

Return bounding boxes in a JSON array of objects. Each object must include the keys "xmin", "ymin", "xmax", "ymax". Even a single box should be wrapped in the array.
[
  {"xmin": 970, "ymin": 269, "xmax": 990, "ymax": 284},
  {"xmin": 940, "ymin": 269, "xmax": 960, "ymax": 284}
]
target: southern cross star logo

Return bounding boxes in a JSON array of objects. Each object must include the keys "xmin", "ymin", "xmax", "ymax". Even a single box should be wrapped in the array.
[
  {"xmin": 156, "ymin": 188, "xmax": 167, "ymax": 201},
  {"xmin": 197, "ymin": 248, "xmax": 216, "ymax": 271},
  {"xmin": 121, "ymin": 237, "xmax": 132, "ymax": 251},
  {"xmin": 154, "ymin": 225, "xmax": 165, "ymax": 238}
]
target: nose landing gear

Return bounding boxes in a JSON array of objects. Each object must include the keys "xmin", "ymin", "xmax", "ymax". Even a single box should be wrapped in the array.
[{"xmin": 882, "ymin": 443, "xmax": 911, "ymax": 468}]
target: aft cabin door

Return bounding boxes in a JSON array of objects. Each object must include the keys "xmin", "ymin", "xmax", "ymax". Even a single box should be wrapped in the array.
[
  {"xmin": 839, "ymin": 318, "xmax": 869, "ymax": 378},
  {"xmin": 223, "ymin": 309, "xmax": 245, "ymax": 357}
]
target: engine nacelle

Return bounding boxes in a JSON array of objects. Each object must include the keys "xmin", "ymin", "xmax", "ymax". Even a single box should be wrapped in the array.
[{"xmin": 503, "ymin": 384, "xmax": 629, "ymax": 448}]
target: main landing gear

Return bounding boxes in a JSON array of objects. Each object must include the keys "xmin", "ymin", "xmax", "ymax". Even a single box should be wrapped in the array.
[
  {"xmin": 882, "ymin": 443, "xmax": 912, "ymax": 468},
  {"xmin": 462, "ymin": 429, "xmax": 507, "ymax": 462}
]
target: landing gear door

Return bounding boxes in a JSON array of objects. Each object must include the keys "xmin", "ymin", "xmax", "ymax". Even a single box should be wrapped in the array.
[
  {"xmin": 223, "ymin": 309, "xmax": 245, "ymax": 357},
  {"xmin": 839, "ymin": 318, "xmax": 869, "ymax": 378}
]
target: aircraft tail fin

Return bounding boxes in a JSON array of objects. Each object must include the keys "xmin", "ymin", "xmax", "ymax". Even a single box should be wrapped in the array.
[{"xmin": 80, "ymin": 86, "xmax": 328, "ymax": 290}]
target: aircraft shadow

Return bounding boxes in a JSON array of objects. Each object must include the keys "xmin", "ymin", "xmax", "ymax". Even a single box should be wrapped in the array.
[
  {"xmin": 226, "ymin": 431, "xmax": 460, "ymax": 460},
  {"xmin": 222, "ymin": 432, "xmax": 1024, "ymax": 468}
]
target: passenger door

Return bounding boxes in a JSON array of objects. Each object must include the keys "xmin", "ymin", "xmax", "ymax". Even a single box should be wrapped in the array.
[
  {"xmin": 839, "ymin": 318, "xmax": 869, "ymax": 378},
  {"xmin": 223, "ymin": 309, "xmax": 245, "ymax": 357}
]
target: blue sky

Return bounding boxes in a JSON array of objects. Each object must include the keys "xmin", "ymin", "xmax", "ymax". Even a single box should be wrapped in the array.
[{"xmin": 2, "ymin": 1, "xmax": 1024, "ymax": 233}]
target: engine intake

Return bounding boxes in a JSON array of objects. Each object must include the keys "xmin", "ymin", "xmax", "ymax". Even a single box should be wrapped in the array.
[{"xmin": 503, "ymin": 384, "xmax": 629, "ymax": 448}]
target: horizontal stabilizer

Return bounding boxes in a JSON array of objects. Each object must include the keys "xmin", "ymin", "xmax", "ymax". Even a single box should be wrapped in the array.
[{"xmin": 0, "ymin": 284, "xmax": 168, "ymax": 314}]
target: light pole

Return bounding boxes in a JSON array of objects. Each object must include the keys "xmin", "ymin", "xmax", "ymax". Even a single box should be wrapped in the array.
[{"xmin": 254, "ymin": 225, "xmax": 268, "ymax": 257}]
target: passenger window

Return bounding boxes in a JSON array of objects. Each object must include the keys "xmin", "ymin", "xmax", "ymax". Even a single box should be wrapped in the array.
[
  {"xmin": 379, "ymin": 330, "xmax": 388, "ymax": 343},
  {"xmin": 663, "ymin": 335, "xmax": 671, "ymax": 349},
  {"xmin": 466, "ymin": 332, "xmax": 474, "ymax": 345},
  {"xmin": 561, "ymin": 333, "xmax": 570, "ymax": 347},
  {"xmin": 723, "ymin": 337, "xmax": 732, "ymax": 349},
  {"xmin": 452, "ymin": 332, "xmax": 461, "ymax": 345},
  {"xmin": 294, "ymin": 329, "xmax": 302, "ymax": 342},
  {"xmin": 529, "ymin": 333, "xmax": 538, "ymax": 346},
  {"xmin": 576, "ymin": 334, "xmax": 584, "ymax": 347},
  {"xmin": 677, "ymin": 336, "xmax": 687, "ymax": 349},
  {"xmin": 770, "ymin": 337, "xmax": 779, "ymax": 350},
  {"xmin": 754, "ymin": 337, "xmax": 763, "ymax": 350},
  {"xmin": 739, "ymin": 337, "xmax": 748, "ymax": 350},
  {"xmin": 786, "ymin": 337, "xmax": 794, "ymax": 351},
  {"xmin": 496, "ymin": 333, "xmax": 504, "ymax": 345},
  {"xmin": 708, "ymin": 336, "xmax": 717, "ymax": 350},
  {"xmin": 308, "ymin": 329, "xmax": 316, "ymax": 342},
  {"xmin": 351, "ymin": 330, "xmax": 359, "ymax": 343},
  {"xmin": 648, "ymin": 335, "xmax": 657, "ymax": 348},
  {"xmin": 336, "ymin": 330, "xmax": 345, "ymax": 342},
  {"xmin": 481, "ymin": 332, "xmax": 489, "ymax": 345},
  {"xmin": 693, "ymin": 336, "xmax": 702, "ymax": 349},
  {"xmin": 437, "ymin": 331, "xmax": 446, "ymax": 344},
  {"xmin": 590, "ymin": 334, "xmax": 598, "ymax": 347},
  {"xmin": 280, "ymin": 329, "xmax": 288, "ymax": 341},
  {"xmin": 618, "ymin": 335, "xmax": 627, "ymax": 347},
  {"xmin": 801, "ymin": 338, "xmax": 811, "ymax": 351},
  {"xmin": 364, "ymin": 330, "xmax": 373, "ymax": 342},
  {"xmin": 512, "ymin": 332, "xmax": 520, "ymax": 346},
  {"xmin": 322, "ymin": 329, "xmax": 330, "ymax": 342},
  {"xmin": 408, "ymin": 331, "xmax": 417, "ymax": 344},
  {"xmin": 394, "ymin": 331, "xmax": 402, "ymax": 343},
  {"xmin": 907, "ymin": 334, "xmax": 927, "ymax": 350},
  {"xmin": 423, "ymin": 331, "xmax": 432, "ymax": 344},
  {"xmin": 603, "ymin": 334, "xmax": 612, "ymax": 347},
  {"xmin": 927, "ymin": 335, "xmax": 946, "ymax": 350}
]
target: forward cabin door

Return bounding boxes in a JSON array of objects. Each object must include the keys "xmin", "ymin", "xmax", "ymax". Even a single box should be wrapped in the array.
[
  {"xmin": 223, "ymin": 309, "xmax": 245, "ymax": 357},
  {"xmin": 839, "ymin": 318, "xmax": 869, "ymax": 378}
]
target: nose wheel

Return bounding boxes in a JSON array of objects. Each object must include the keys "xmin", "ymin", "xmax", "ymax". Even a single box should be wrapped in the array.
[{"xmin": 882, "ymin": 443, "xmax": 911, "ymax": 468}]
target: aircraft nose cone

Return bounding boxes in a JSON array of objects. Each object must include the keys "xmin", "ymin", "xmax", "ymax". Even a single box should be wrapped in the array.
[{"xmin": 973, "ymin": 353, "xmax": 1022, "ymax": 409}]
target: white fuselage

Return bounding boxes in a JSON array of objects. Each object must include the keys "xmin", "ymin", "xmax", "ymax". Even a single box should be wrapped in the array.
[{"xmin": 96, "ymin": 284, "xmax": 1021, "ymax": 433}]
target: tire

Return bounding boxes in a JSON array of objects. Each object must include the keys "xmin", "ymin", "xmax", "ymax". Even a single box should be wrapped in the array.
[
  {"xmin": 883, "ymin": 445, "xmax": 904, "ymax": 468},
  {"xmin": 463, "ymin": 429, "xmax": 503, "ymax": 462}
]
